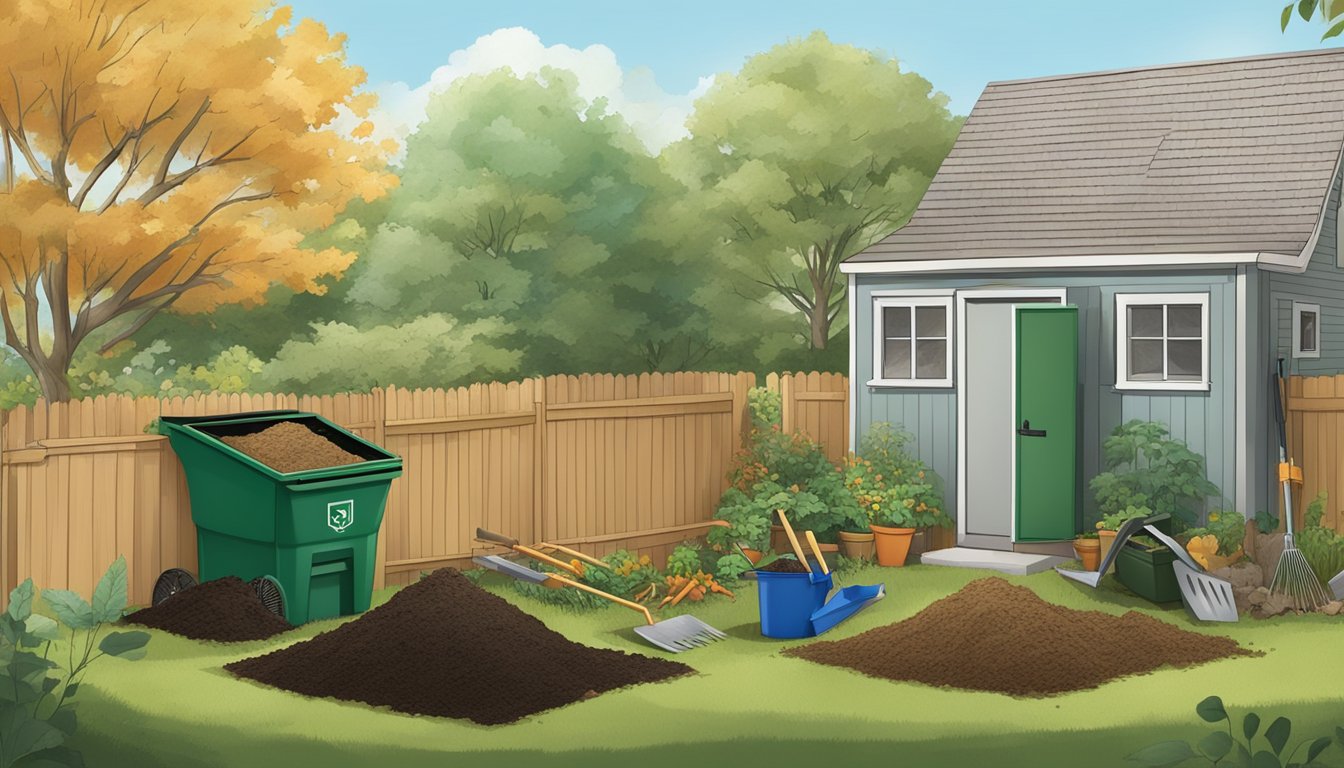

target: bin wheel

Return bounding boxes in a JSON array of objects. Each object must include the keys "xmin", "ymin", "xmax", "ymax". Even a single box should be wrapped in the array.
[
  {"xmin": 153, "ymin": 568, "xmax": 196, "ymax": 606},
  {"xmin": 249, "ymin": 576, "xmax": 286, "ymax": 619}
]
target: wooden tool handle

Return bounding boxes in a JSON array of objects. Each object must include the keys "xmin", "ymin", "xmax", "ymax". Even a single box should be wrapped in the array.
[
  {"xmin": 775, "ymin": 510, "xmax": 811, "ymax": 572},
  {"xmin": 547, "ymin": 574, "xmax": 656, "ymax": 625},
  {"xmin": 537, "ymin": 541, "xmax": 611, "ymax": 570},
  {"xmin": 514, "ymin": 544, "xmax": 583, "ymax": 576},
  {"xmin": 475, "ymin": 527, "xmax": 518, "ymax": 547},
  {"xmin": 804, "ymin": 530, "xmax": 830, "ymax": 575}
]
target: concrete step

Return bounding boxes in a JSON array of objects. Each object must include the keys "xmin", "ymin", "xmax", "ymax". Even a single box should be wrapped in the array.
[{"xmin": 919, "ymin": 547, "xmax": 1067, "ymax": 576}]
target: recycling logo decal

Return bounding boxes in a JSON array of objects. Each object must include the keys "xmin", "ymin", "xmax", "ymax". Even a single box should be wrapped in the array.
[{"xmin": 327, "ymin": 500, "xmax": 354, "ymax": 533}]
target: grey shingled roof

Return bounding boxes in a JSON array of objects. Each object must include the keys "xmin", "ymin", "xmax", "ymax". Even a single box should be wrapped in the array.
[{"xmin": 848, "ymin": 48, "xmax": 1344, "ymax": 265}]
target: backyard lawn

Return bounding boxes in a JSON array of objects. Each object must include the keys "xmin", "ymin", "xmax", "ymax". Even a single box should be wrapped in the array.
[{"xmin": 61, "ymin": 563, "xmax": 1344, "ymax": 768}]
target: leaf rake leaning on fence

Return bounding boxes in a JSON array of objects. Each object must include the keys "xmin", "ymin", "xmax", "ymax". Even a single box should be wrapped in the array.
[{"xmin": 1271, "ymin": 358, "xmax": 1331, "ymax": 612}]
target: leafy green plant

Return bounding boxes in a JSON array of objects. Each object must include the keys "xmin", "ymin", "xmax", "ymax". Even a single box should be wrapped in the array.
[
  {"xmin": 1090, "ymin": 420, "xmax": 1221, "ymax": 530},
  {"xmin": 666, "ymin": 544, "xmax": 704, "ymax": 579},
  {"xmin": 1256, "ymin": 509, "xmax": 1281, "ymax": 535},
  {"xmin": 1, "ymin": 557, "xmax": 150, "ymax": 768},
  {"xmin": 844, "ymin": 423, "xmax": 949, "ymax": 530},
  {"xmin": 1097, "ymin": 505, "xmax": 1151, "ymax": 531},
  {"xmin": 1297, "ymin": 491, "xmax": 1344, "ymax": 586},
  {"xmin": 1127, "ymin": 695, "xmax": 1339, "ymax": 767},
  {"xmin": 1184, "ymin": 510, "xmax": 1247, "ymax": 556},
  {"xmin": 746, "ymin": 386, "xmax": 782, "ymax": 431},
  {"xmin": 713, "ymin": 553, "xmax": 754, "ymax": 582}
]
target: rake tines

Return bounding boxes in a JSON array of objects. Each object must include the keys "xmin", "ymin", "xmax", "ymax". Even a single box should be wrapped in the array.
[{"xmin": 1269, "ymin": 533, "xmax": 1330, "ymax": 613}]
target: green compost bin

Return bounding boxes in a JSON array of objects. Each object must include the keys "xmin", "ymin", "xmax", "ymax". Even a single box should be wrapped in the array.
[{"xmin": 159, "ymin": 410, "xmax": 402, "ymax": 625}]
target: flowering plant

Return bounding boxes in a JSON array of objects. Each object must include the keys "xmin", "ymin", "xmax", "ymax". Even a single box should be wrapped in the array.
[{"xmin": 842, "ymin": 423, "xmax": 949, "ymax": 530}]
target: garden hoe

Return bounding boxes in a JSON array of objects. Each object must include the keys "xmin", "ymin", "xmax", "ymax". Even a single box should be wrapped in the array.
[{"xmin": 473, "ymin": 528, "xmax": 727, "ymax": 653}]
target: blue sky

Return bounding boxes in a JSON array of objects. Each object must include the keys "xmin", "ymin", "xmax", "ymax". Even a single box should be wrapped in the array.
[{"xmin": 287, "ymin": 0, "xmax": 1335, "ymax": 118}]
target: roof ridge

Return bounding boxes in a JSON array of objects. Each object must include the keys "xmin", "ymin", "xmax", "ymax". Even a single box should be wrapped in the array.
[{"xmin": 986, "ymin": 46, "xmax": 1344, "ymax": 90}]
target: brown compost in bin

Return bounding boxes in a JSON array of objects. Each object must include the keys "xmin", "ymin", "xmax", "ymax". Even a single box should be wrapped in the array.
[
  {"xmin": 225, "ymin": 568, "xmax": 693, "ymax": 725},
  {"xmin": 219, "ymin": 421, "xmax": 364, "ymax": 473}
]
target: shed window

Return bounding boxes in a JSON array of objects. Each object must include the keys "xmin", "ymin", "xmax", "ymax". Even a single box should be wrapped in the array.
[
  {"xmin": 1114, "ymin": 293, "xmax": 1210, "ymax": 391},
  {"xmin": 870, "ymin": 296, "xmax": 952, "ymax": 387},
  {"xmin": 1293, "ymin": 301, "xmax": 1320, "ymax": 359}
]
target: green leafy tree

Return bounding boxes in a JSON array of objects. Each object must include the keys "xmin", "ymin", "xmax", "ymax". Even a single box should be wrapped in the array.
[
  {"xmin": 675, "ymin": 31, "xmax": 962, "ymax": 351},
  {"xmin": 1281, "ymin": 0, "xmax": 1344, "ymax": 39}
]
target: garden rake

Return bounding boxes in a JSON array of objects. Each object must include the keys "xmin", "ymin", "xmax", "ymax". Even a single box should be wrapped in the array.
[
  {"xmin": 1271, "ymin": 358, "xmax": 1330, "ymax": 612},
  {"xmin": 473, "ymin": 528, "xmax": 727, "ymax": 653}
]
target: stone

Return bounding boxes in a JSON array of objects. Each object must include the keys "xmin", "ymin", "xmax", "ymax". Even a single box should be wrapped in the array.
[
  {"xmin": 1248, "ymin": 587, "xmax": 1271, "ymax": 606},
  {"xmin": 1256, "ymin": 593, "xmax": 1295, "ymax": 617},
  {"xmin": 1214, "ymin": 562, "xmax": 1263, "ymax": 589},
  {"xmin": 1232, "ymin": 586, "xmax": 1257, "ymax": 615},
  {"xmin": 1322, "ymin": 601, "xmax": 1344, "ymax": 616}
]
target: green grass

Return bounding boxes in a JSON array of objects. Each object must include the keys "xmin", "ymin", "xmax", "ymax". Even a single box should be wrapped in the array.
[{"xmin": 50, "ymin": 564, "xmax": 1344, "ymax": 768}]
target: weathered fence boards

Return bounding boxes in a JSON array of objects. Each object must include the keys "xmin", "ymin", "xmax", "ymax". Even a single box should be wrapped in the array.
[
  {"xmin": 1285, "ymin": 373, "xmax": 1344, "ymax": 533},
  {"xmin": 0, "ymin": 371, "xmax": 850, "ymax": 602}
]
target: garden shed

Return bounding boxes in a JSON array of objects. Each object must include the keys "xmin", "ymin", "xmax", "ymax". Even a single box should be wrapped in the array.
[{"xmin": 842, "ymin": 48, "xmax": 1344, "ymax": 568}]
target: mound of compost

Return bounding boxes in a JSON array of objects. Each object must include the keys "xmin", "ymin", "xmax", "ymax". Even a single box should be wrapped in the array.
[
  {"xmin": 127, "ymin": 576, "xmax": 291, "ymax": 642},
  {"xmin": 220, "ymin": 421, "xmax": 363, "ymax": 473},
  {"xmin": 785, "ymin": 577, "xmax": 1256, "ymax": 696},
  {"xmin": 225, "ymin": 568, "xmax": 692, "ymax": 725}
]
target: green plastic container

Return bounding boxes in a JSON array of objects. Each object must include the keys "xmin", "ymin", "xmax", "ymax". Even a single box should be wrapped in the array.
[
  {"xmin": 1114, "ymin": 540, "xmax": 1182, "ymax": 603},
  {"xmin": 159, "ymin": 410, "xmax": 402, "ymax": 625}
]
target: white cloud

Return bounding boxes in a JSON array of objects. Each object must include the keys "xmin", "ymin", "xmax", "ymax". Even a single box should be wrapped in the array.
[{"xmin": 357, "ymin": 27, "xmax": 713, "ymax": 161}]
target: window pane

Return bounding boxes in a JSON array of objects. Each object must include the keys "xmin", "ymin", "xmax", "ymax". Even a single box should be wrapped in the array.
[
  {"xmin": 884, "ymin": 306, "xmax": 910, "ymax": 339},
  {"xmin": 1167, "ymin": 340, "xmax": 1202, "ymax": 380},
  {"xmin": 883, "ymin": 339, "xmax": 911, "ymax": 379},
  {"xmin": 1129, "ymin": 306, "xmax": 1163, "ymax": 337},
  {"xmin": 915, "ymin": 305, "xmax": 946, "ymax": 338},
  {"xmin": 915, "ymin": 339, "xmax": 946, "ymax": 379},
  {"xmin": 1168, "ymin": 304, "xmax": 1202, "ymax": 338},
  {"xmin": 1300, "ymin": 311, "xmax": 1318, "ymax": 352},
  {"xmin": 1129, "ymin": 339, "xmax": 1163, "ymax": 379}
]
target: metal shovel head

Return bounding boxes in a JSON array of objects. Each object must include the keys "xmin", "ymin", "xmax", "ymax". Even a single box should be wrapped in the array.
[
  {"xmin": 1054, "ymin": 567, "xmax": 1103, "ymax": 588},
  {"xmin": 810, "ymin": 584, "xmax": 885, "ymax": 636},
  {"xmin": 1171, "ymin": 561, "xmax": 1239, "ymax": 623},
  {"xmin": 1055, "ymin": 514, "xmax": 1154, "ymax": 588},
  {"xmin": 1330, "ymin": 568, "xmax": 1344, "ymax": 601},
  {"xmin": 634, "ymin": 614, "xmax": 727, "ymax": 654},
  {"xmin": 472, "ymin": 555, "xmax": 551, "ymax": 584}
]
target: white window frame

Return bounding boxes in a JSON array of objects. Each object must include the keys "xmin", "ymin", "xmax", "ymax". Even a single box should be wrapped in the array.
[
  {"xmin": 1114, "ymin": 292, "xmax": 1210, "ymax": 392},
  {"xmin": 1292, "ymin": 301, "xmax": 1321, "ymax": 359},
  {"xmin": 869, "ymin": 295, "xmax": 953, "ymax": 387}
]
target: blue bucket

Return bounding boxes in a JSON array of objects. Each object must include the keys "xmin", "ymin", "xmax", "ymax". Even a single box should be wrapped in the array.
[{"xmin": 756, "ymin": 570, "xmax": 833, "ymax": 639}]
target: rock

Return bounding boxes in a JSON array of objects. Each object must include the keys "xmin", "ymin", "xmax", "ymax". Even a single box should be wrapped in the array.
[
  {"xmin": 1214, "ymin": 562, "xmax": 1263, "ymax": 589},
  {"xmin": 1252, "ymin": 532, "xmax": 1285, "ymax": 585},
  {"xmin": 1233, "ymin": 586, "xmax": 1258, "ymax": 615},
  {"xmin": 1322, "ymin": 601, "xmax": 1344, "ymax": 616},
  {"xmin": 1255, "ymin": 593, "xmax": 1295, "ymax": 618},
  {"xmin": 1248, "ymin": 587, "xmax": 1271, "ymax": 606}
]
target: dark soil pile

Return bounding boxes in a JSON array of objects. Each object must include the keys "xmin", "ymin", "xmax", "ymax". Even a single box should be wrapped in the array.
[
  {"xmin": 221, "ymin": 421, "xmax": 363, "ymax": 473},
  {"xmin": 225, "ymin": 568, "xmax": 692, "ymax": 724},
  {"xmin": 758, "ymin": 558, "xmax": 811, "ymax": 573},
  {"xmin": 785, "ymin": 577, "xmax": 1256, "ymax": 696},
  {"xmin": 127, "ymin": 577, "xmax": 291, "ymax": 642}
]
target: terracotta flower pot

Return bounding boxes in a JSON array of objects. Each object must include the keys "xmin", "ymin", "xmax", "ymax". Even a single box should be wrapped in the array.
[
  {"xmin": 1073, "ymin": 538, "xmax": 1101, "ymax": 571},
  {"xmin": 838, "ymin": 530, "xmax": 876, "ymax": 561},
  {"xmin": 1097, "ymin": 529, "xmax": 1118, "ymax": 574},
  {"xmin": 870, "ymin": 524, "xmax": 916, "ymax": 567}
]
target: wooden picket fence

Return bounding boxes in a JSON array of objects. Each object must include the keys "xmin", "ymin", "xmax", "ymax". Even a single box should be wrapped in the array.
[
  {"xmin": 1285, "ymin": 373, "xmax": 1344, "ymax": 533},
  {"xmin": 0, "ymin": 371, "xmax": 850, "ymax": 605}
]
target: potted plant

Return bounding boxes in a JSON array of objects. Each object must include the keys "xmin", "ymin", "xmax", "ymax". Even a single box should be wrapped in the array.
[
  {"xmin": 837, "ymin": 500, "xmax": 876, "ymax": 561},
  {"xmin": 1073, "ymin": 531, "xmax": 1100, "ymax": 571},
  {"xmin": 845, "ymin": 423, "xmax": 950, "ymax": 567}
]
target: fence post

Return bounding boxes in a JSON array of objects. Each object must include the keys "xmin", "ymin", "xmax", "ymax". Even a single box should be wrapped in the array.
[
  {"xmin": 780, "ymin": 373, "xmax": 794, "ymax": 434},
  {"xmin": 372, "ymin": 387, "xmax": 388, "ymax": 590},
  {"xmin": 0, "ymin": 409, "xmax": 8, "ymax": 606},
  {"xmin": 533, "ymin": 379, "xmax": 546, "ymax": 544}
]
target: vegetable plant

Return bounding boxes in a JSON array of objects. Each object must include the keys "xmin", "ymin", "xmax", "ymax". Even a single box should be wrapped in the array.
[
  {"xmin": 1297, "ymin": 491, "xmax": 1344, "ymax": 586},
  {"xmin": 1097, "ymin": 506, "xmax": 1151, "ymax": 531},
  {"xmin": 1183, "ymin": 509, "xmax": 1247, "ymax": 557},
  {"xmin": 1, "ymin": 557, "xmax": 150, "ymax": 768},
  {"xmin": 844, "ymin": 423, "xmax": 949, "ymax": 530},
  {"xmin": 1127, "ymin": 695, "xmax": 1339, "ymax": 767},
  {"xmin": 1090, "ymin": 420, "xmax": 1220, "ymax": 530}
]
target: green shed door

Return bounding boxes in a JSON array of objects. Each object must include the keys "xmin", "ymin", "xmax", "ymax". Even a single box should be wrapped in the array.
[{"xmin": 1015, "ymin": 304, "xmax": 1078, "ymax": 541}]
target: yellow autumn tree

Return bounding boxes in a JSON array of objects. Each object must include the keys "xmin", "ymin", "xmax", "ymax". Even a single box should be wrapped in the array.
[{"xmin": 0, "ymin": 1, "xmax": 397, "ymax": 400}]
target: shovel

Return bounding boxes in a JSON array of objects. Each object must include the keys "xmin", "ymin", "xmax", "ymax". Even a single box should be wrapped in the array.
[
  {"xmin": 1055, "ymin": 514, "xmax": 1153, "ymax": 588},
  {"xmin": 473, "ymin": 529, "xmax": 727, "ymax": 653}
]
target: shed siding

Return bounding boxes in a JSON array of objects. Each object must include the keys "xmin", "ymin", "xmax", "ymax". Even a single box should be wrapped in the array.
[
  {"xmin": 854, "ymin": 271, "xmax": 1239, "ymax": 527},
  {"xmin": 1269, "ymin": 167, "xmax": 1344, "ymax": 374}
]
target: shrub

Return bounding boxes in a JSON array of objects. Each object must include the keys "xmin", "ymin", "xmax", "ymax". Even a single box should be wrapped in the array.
[
  {"xmin": 844, "ymin": 423, "xmax": 949, "ymax": 530},
  {"xmin": 1127, "ymin": 695, "xmax": 1340, "ymax": 767},
  {"xmin": 1090, "ymin": 420, "xmax": 1220, "ymax": 530},
  {"xmin": 1, "ymin": 557, "xmax": 150, "ymax": 768},
  {"xmin": 746, "ymin": 386, "xmax": 782, "ymax": 430},
  {"xmin": 1298, "ymin": 491, "xmax": 1344, "ymax": 586}
]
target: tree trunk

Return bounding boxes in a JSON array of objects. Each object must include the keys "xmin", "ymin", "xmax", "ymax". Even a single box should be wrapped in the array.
[
  {"xmin": 809, "ymin": 305, "xmax": 830, "ymax": 350},
  {"xmin": 29, "ymin": 351, "xmax": 73, "ymax": 402}
]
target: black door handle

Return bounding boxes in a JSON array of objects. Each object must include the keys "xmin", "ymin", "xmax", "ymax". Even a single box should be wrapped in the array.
[{"xmin": 1017, "ymin": 420, "xmax": 1047, "ymax": 438}]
